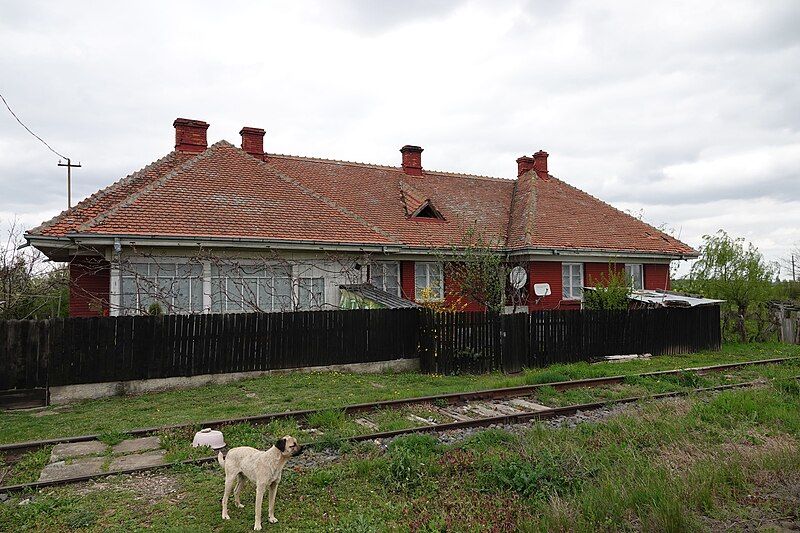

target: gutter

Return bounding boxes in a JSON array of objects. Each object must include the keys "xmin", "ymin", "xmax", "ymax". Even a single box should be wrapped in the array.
[
  {"xmin": 505, "ymin": 247, "xmax": 698, "ymax": 261},
  {"xmin": 25, "ymin": 233, "xmax": 696, "ymax": 261}
]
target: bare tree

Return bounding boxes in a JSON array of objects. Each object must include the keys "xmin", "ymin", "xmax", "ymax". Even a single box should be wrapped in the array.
[
  {"xmin": 0, "ymin": 218, "xmax": 68, "ymax": 320},
  {"xmin": 781, "ymin": 242, "xmax": 799, "ymax": 282},
  {"xmin": 433, "ymin": 226, "xmax": 525, "ymax": 313}
]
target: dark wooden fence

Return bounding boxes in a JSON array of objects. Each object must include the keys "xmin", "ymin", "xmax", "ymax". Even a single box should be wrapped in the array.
[
  {"xmin": 0, "ymin": 306, "xmax": 721, "ymax": 397},
  {"xmin": 0, "ymin": 308, "xmax": 420, "ymax": 390},
  {"xmin": 420, "ymin": 306, "xmax": 722, "ymax": 374}
]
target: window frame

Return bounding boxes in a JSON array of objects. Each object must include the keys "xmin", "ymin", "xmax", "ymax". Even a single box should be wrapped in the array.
[
  {"xmin": 369, "ymin": 261, "xmax": 401, "ymax": 296},
  {"xmin": 210, "ymin": 264, "xmax": 293, "ymax": 313},
  {"xmin": 414, "ymin": 262, "xmax": 444, "ymax": 302},
  {"xmin": 561, "ymin": 263, "xmax": 584, "ymax": 301},
  {"xmin": 625, "ymin": 264, "xmax": 644, "ymax": 291},
  {"xmin": 297, "ymin": 276, "xmax": 325, "ymax": 310},
  {"xmin": 120, "ymin": 261, "xmax": 204, "ymax": 315}
]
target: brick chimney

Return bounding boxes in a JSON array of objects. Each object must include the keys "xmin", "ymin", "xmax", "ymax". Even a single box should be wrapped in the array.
[
  {"xmin": 400, "ymin": 145, "xmax": 423, "ymax": 176},
  {"xmin": 533, "ymin": 150, "xmax": 549, "ymax": 178},
  {"xmin": 240, "ymin": 127, "xmax": 265, "ymax": 158},
  {"xmin": 173, "ymin": 118, "xmax": 209, "ymax": 153},
  {"xmin": 516, "ymin": 156, "xmax": 535, "ymax": 177}
]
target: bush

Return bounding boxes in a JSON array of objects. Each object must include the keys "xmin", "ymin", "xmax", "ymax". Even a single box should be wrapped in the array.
[{"xmin": 583, "ymin": 268, "xmax": 630, "ymax": 311}]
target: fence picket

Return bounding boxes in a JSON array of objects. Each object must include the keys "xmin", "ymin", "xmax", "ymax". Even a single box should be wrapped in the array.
[{"xmin": 0, "ymin": 307, "xmax": 722, "ymax": 388}]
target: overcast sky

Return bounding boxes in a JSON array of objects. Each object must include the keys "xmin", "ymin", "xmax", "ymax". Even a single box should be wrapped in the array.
[{"xmin": 1, "ymin": 0, "xmax": 799, "ymax": 276}]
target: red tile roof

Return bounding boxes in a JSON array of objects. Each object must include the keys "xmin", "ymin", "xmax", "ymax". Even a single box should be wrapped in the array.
[{"xmin": 28, "ymin": 140, "xmax": 697, "ymax": 257}]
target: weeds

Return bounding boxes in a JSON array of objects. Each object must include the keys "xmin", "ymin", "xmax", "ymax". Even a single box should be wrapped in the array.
[
  {"xmin": 458, "ymin": 428, "xmax": 516, "ymax": 451},
  {"xmin": 265, "ymin": 417, "xmax": 301, "ymax": 441},
  {"xmin": 385, "ymin": 434, "xmax": 440, "ymax": 492},
  {"xmin": 306, "ymin": 409, "xmax": 346, "ymax": 432},
  {"xmin": 2, "ymin": 343, "xmax": 797, "ymax": 445},
  {"xmin": 7, "ymin": 445, "xmax": 52, "ymax": 484},
  {"xmin": 96, "ymin": 430, "xmax": 127, "ymax": 447},
  {"xmin": 3, "ymin": 378, "xmax": 800, "ymax": 531},
  {"xmin": 475, "ymin": 448, "xmax": 591, "ymax": 499},
  {"xmin": 774, "ymin": 376, "xmax": 800, "ymax": 396}
]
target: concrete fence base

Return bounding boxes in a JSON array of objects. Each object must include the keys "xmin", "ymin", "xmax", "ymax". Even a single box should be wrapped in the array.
[{"xmin": 49, "ymin": 357, "xmax": 420, "ymax": 405}]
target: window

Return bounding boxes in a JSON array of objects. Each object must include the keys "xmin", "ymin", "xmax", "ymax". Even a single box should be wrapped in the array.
[
  {"xmin": 562, "ymin": 263, "xmax": 584, "ymax": 300},
  {"xmin": 121, "ymin": 262, "xmax": 203, "ymax": 315},
  {"xmin": 625, "ymin": 264, "xmax": 644, "ymax": 290},
  {"xmin": 211, "ymin": 264, "xmax": 293, "ymax": 313},
  {"xmin": 370, "ymin": 262, "xmax": 400, "ymax": 296},
  {"xmin": 297, "ymin": 277, "xmax": 325, "ymax": 310},
  {"xmin": 415, "ymin": 262, "xmax": 444, "ymax": 301},
  {"xmin": 412, "ymin": 201, "xmax": 444, "ymax": 219}
]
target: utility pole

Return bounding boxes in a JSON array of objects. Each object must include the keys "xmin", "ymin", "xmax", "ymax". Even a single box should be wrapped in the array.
[
  {"xmin": 58, "ymin": 158, "xmax": 81, "ymax": 209},
  {"xmin": 793, "ymin": 254, "xmax": 796, "ymax": 282}
]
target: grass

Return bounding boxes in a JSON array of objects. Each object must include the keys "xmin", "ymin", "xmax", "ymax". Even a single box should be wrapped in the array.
[
  {"xmin": 1, "ymin": 445, "xmax": 52, "ymax": 485},
  {"xmin": 144, "ymin": 359, "xmax": 798, "ymax": 464},
  {"xmin": 1, "ymin": 342, "xmax": 798, "ymax": 445},
  {"xmin": 2, "ymin": 364, "xmax": 799, "ymax": 531}
]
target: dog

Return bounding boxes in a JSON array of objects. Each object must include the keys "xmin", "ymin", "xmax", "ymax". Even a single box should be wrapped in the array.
[{"xmin": 218, "ymin": 435, "xmax": 303, "ymax": 530}]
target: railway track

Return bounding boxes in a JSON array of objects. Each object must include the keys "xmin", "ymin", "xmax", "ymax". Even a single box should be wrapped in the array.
[{"xmin": 0, "ymin": 356, "xmax": 796, "ymax": 493}]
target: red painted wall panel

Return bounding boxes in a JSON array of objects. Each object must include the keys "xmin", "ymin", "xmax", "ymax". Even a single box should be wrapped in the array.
[
  {"xmin": 527, "ymin": 261, "xmax": 563, "ymax": 310},
  {"xmin": 400, "ymin": 261, "xmax": 415, "ymax": 302},
  {"xmin": 443, "ymin": 268, "xmax": 485, "ymax": 311},
  {"xmin": 644, "ymin": 264, "xmax": 670, "ymax": 290},
  {"xmin": 69, "ymin": 257, "xmax": 111, "ymax": 317}
]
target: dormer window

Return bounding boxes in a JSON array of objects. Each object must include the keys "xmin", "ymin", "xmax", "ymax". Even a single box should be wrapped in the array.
[
  {"xmin": 411, "ymin": 200, "xmax": 444, "ymax": 220},
  {"xmin": 400, "ymin": 181, "xmax": 444, "ymax": 220}
]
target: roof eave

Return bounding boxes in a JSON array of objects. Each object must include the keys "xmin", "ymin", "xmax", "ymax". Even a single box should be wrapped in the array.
[
  {"xmin": 61, "ymin": 233, "xmax": 402, "ymax": 254},
  {"xmin": 506, "ymin": 246, "xmax": 699, "ymax": 261},
  {"xmin": 27, "ymin": 233, "xmax": 699, "ymax": 261}
]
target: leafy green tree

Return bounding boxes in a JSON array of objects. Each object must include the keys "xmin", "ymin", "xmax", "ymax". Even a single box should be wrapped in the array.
[
  {"xmin": 690, "ymin": 230, "xmax": 777, "ymax": 342},
  {"xmin": 583, "ymin": 268, "xmax": 631, "ymax": 310},
  {"xmin": 1, "ymin": 218, "xmax": 68, "ymax": 320}
]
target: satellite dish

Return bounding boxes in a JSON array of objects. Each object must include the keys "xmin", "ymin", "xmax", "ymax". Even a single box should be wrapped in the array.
[
  {"xmin": 534, "ymin": 283, "xmax": 552, "ymax": 297},
  {"xmin": 509, "ymin": 266, "xmax": 527, "ymax": 289}
]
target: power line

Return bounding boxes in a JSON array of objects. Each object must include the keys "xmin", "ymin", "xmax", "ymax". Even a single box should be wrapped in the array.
[
  {"xmin": 0, "ymin": 92, "xmax": 67, "ymax": 159},
  {"xmin": 1, "ymin": 91, "xmax": 81, "ymax": 208}
]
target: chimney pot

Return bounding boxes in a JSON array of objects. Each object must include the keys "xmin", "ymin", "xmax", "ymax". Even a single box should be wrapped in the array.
[
  {"xmin": 400, "ymin": 145, "xmax": 423, "ymax": 176},
  {"xmin": 173, "ymin": 118, "xmax": 209, "ymax": 153},
  {"xmin": 533, "ymin": 150, "xmax": 549, "ymax": 177},
  {"xmin": 516, "ymin": 156, "xmax": 535, "ymax": 177},
  {"xmin": 240, "ymin": 127, "xmax": 266, "ymax": 158}
]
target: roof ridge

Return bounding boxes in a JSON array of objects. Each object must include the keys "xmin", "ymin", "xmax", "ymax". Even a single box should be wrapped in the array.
[
  {"xmin": 523, "ymin": 171, "xmax": 538, "ymax": 247},
  {"xmin": 266, "ymin": 153, "xmax": 512, "ymax": 183},
  {"xmin": 76, "ymin": 141, "xmax": 231, "ymax": 232},
  {"xmin": 26, "ymin": 150, "xmax": 185, "ymax": 236},
  {"xmin": 504, "ymin": 178, "xmax": 519, "ymax": 247},
  {"xmin": 246, "ymin": 150, "xmax": 401, "ymax": 244},
  {"xmin": 543, "ymin": 174, "xmax": 695, "ymax": 252}
]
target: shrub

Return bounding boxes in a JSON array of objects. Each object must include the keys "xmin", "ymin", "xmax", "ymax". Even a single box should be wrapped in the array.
[{"xmin": 583, "ymin": 268, "xmax": 630, "ymax": 311}]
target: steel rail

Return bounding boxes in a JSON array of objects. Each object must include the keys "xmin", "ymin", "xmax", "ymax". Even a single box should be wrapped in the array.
[
  {"xmin": 0, "ymin": 378, "xmax": 775, "ymax": 493},
  {"xmin": 1, "ymin": 356, "xmax": 796, "ymax": 458}
]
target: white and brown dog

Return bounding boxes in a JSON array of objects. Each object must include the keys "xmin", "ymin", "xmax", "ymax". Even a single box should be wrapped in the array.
[{"xmin": 218, "ymin": 436, "xmax": 303, "ymax": 530}]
